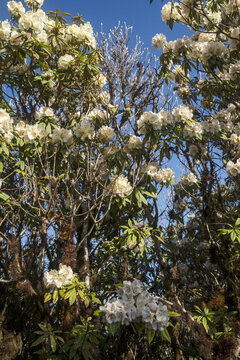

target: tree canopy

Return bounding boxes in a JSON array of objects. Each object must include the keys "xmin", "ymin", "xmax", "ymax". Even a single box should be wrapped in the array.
[{"xmin": 0, "ymin": 0, "xmax": 239, "ymax": 359}]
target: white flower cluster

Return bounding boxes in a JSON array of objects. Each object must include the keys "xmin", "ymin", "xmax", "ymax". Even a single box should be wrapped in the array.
[
  {"xmin": 97, "ymin": 126, "xmax": 115, "ymax": 143},
  {"xmin": 229, "ymin": 28, "xmax": 240, "ymax": 51},
  {"xmin": 100, "ymin": 279, "xmax": 169, "ymax": 331},
  {"xmin": 176, "ymin": 173, "xmax": 198, "ymax": 191},
  {"xmin": 43, "ymin": 263, "xmax": 74, "ymax": 289},
  {"xmin": 7, "ymin": 1, "xmax": 25, "ymax": 16},
  {"xmin": 181, "ymin": 172, "xmax": 198, "ymax": 184},
  {"xmin": 171, "ymin": 65, "xmax": 187, "ymax": 83},
  {"xmin": 225, "ymin": 0, "xmax": 240, "ymax": 15},
  {"xmin": 36, "ymin": 106, "xmax": 55, "ymax": 120},
  {"xmin": 58, "ymin": 54, "xmax": 75, "ymax": 70},
  {"xmin": 137, "ymin": 111, "xmax": 161, "ymax": 133},
  {"xmin": 124, "ymin": 136, "xmax": 142, "ymax": 152},
  {"xmin": 18, "ymin": 9, "xmax": 54, "ymax": 35},
  {"xmin": 203, "ymin": 9, "xmax": 222, "ymax": 26},
  {"xmin": 111, "ymin": 175, "xmax": 132, "ymax": 197},
  {"xmin": 145, "ymin": 163, "xmax": 175, "ymax": 184},
  {"xmin": 199, "ymin": 41, "xmax": 227, "ymax": 63},
  {"xmin": 65, "ymin": 22, "xmax": 96, "ymax": 48},
  {"xmin": 161, "ymin": 2, "xmax": 180, "ymax": 22},
  {"xmin": 102, "ymin": 145, "xmax": 119, "ymax": 159},
  {"xmin": 51, "ymin": 127, "xmax": 73, "ymax": 145},
  {"xmin": 183, "ymin": 122, "xmax": 203, "ymax": 138},
  {"xmin": 0, "ymin": 20, "xmax": 11, "ymax": 40},
  {"xmin": 4, "ymin": 1, "xmax": 96, "ymax": 52},
  {"xmin": 226, "ymin": 159, "xmax": 240, "ymax": 177},
  {"xmin": 172, "ymin": 104, "xmax": 193, "ymax": 122},
  {"xmin": 74, "ymin": 119, "xmax": 95, "ymax": 141},
  {"xmin": 25, "ymin": 0, "xmax": 44, "ymax": 7},
  {"xmin": 153, "ymin": 168, "xmax": 175, "ymax": 184},
  {"xmin": 15, "ymin": 121, "xmax": 46, "ymax": 142},
  {"xmin": 78, "ymin": 22, "xmax": 96, "ymax": 48},
  {"xmin": 202, "ymin": 118, "xmax": 221, "ymax": 134},
  {"xmin": 88, "ymin": 108, "xmax": 108, "ymax": 120},
  {"xmin": 137, "ymin": 110, "xmax": 172, "ymax": 133},
  {"xmin": 159, "ymin": 33, "xmax": 228, "ymax": 66},
  {"xmin": 0, "ymin": 108, "xmax": 13, "ymax": 143},
  {"xmin": 171, "ymin": 236, "xmax": 189, "ymax": 247},
  {"xmin": 156, "ymin": 0, "xmax": 240, "ymax": 73},
  {"xmin": 230, "ymin": 134, "xmax": 240, "ymax": 147},
  {"xmin": 212, "ymin": 108, "xmax": 235, "ymax": 133},
  {"xmin": 162, "ymin": 35, "xmax": 191, "ymax": 56},
  {"xmin": 229, "ymin": 61, "xmax": 240, "ymax": 80},
  {"xmin": 92, "ymin": 73, "xmax": 107, "ymax": 89},
  {"xmin": 152, "ymin": 33, "xmax": 167, "ymax": 50},
  {"xmin": 180, "ymin": 0, "xmax": 194, "ymax": 18},
  {"xmin": 10, "ymin": 30, "xmax": 24, "ymax": 46}
]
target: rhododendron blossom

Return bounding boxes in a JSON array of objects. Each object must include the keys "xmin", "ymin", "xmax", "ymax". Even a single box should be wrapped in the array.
[
  {"xmin": 111, "ymin": 175, "xmax": 133, "ymax": 197},
  {"xmin": 100, "ymin": 280, "xmax": 169, "ymax": 331},
  {"xmin": 43, "ymin": 264, "xmax": 74, "ymax": 289},
  {"xmin": 57, "ymin": 54, "xmax": 75, "ymax": 70}
]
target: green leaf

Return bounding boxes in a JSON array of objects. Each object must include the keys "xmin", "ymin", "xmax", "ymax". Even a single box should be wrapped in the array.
[
  {"xmin": 134, "ymin": 322, "xmax": 145, "ymax": 334},
  {"xmin": 138, "ymin": 191, "xmax": 148, "ymax": 205},
  {"xmin": 34, "ymin": 330, "xmax": 46, "ymax": 335},
  {"xmin": 59, "ymin": 289, "xmax": 65, "ymax": 297},
  {"xmin": 60, "ymin": 12, "xmax": 71, "ymax": 16},
  {"xmin": 147, "ymin": 329, "xmax": 155, "ymax": 344},
  {"xmin": 31, "ymin": 335, "xmax": 46, "ymax": 347},
  {"xmin": 142, "ymin": 190, "xmax": 157, "ymax": 199},
  {"xmin": 1, "ymin": 143, "xmax": 9, "ymax": 156},
  {"xmin": 56, "ymin": 335, "xmax": 64, "ymax": 343},
  {"xmin": 38, "ymin": 323, "xmax": 48, "ymax": 332},
  {"xmin": 0, "ymin": 162, "xmax": 3, "ymax": 172},
  {"xmin": 235, "ymin": 218, "xmax": 240, "ymax": 226},
  {"xmin": 44, "ymin": 292, "xmax": 52, "ymax": 302},
  {"xmin": 109, "ymin": 322, "xmax": 120, "ymax": 336},
  {"xmin": 161, "ymin": 328, "xmax": 171, "ymax": 343},
  {"xmin": 84, "ymin": 297, "xmax": 90, "ymax": 308},
  {"xmin": 168, "ymin": 311, "xmax": 181, "ymax": 317},
  {"xmin": 168, "ymin": 18, "xmax": 174, "ymax": 30},
  {"xmin": 0, "ymin": 191, "xmax": 10, "ymax": 201},
  {"xmin": 46, "ymin": 123, "xmax": 52, "ymax": 134},
  {"xmin": 77, "ymin": 289, "xmax": 85, "ymax": 298},
  {"xmin": 128, "ymin": 218, "xmax": 132, "ymax": 227},
  {"xmin": 69, "ymin": 289, "xmax": 77, "ymax": 305},
  {"xmin": 82, "ymin": 347, "xmax": 94, "ymax": 360},
  {"xmin": 93, "ymin": 309, "xmax": 104, "ymax": 317},
  {"xmin": 135, "ymin": 190, "xmax": 148, "ymax": 207},
  {"xmin": 165, "ymin": 148, "xmax": 171, "ymax": 160},
  {"xmin": 50, "ymin": 334, "xmax": 57, "ymax": 352},
  {"xmin": 52, "ymin": 290, "xmax": 59, "ymax": 304},
  {"xmin": 18, "ymin": 161, "xmax": 25, "ymax": 171},
  {"xmin": 194, "ymin": 305, "xmax": 203, "ymax": 314},
  {"xmin": 91, "ymin": 295, "xmax": 101, "ymax": 304},
  {"xmin": 202, "ymin": 317, "xmax": 209, "ymax": 333},
  {"xmin": 230, "ymin": 231, "xmax": 236, "ymax": 241}
]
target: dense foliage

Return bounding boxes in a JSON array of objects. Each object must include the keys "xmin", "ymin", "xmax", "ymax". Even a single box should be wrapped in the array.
[{"xmin": 0, "ymin": 0, "xmax": 239, "ymax": 359}]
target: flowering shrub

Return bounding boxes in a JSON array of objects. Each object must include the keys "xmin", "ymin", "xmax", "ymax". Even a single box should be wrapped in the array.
[
  {"xmin": 149, "ymin": 0, "xmax": 240, "ymax": 357},
  {"xmin": 100, "ymin": 279, "xmax": 169, "ymax": 331},
  {"xmin": 0, "ymin": 0, "xmax": 240, "ymax": 358},
  {"xmin": 43, "ymin": 263, "xmax": 74, "ymax": 289},
  {"xmin": 111, "ymin": 174, "xmax": 133, "ymax": 197}
]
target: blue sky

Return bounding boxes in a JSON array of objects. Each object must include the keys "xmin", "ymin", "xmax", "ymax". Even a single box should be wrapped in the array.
[{"xmin": 0, "ymin": 0, "xmax": 188, "ymax": 50}]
